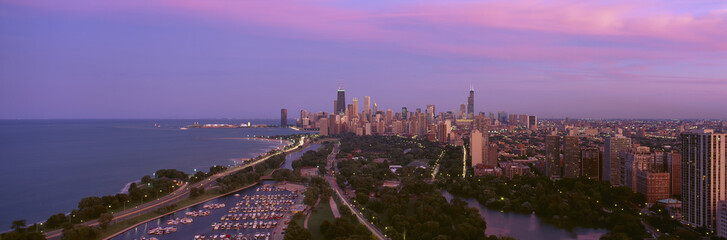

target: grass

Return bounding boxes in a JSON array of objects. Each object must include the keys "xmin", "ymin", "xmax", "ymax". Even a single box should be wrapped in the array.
[
  {"xmin": 331, "ymin": 196, "xmax": 343, "ymax": 217},
  {"xmin": 306, "ymin": 197, "xmax": 336, "ymax": 239}
]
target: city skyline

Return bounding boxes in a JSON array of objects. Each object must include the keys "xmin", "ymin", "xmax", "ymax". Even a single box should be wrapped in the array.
[{"xmin": 2, "ymin": 0, "xmax": 727, "ymax": 119}]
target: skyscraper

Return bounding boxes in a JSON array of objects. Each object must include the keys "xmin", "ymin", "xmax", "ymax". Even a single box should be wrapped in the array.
[
  {"xmin": 426, "ymin": 105, "xmax": 435, "ymax": 124},
  {"xmin": 336, "ymin": 87, "xmax": 346, "ymax": 114},
  {"xmin": 364, "ymin": 96, "xmax": 370, "ymax": 116},
  {"xmin": 300, "ymin": 110, "xmax": 308, "ymax": 127},
  {"xmin": 319, "ymin": 118, "xmax": 329, "ymax": 136},
  {"xmin": 604, "ymin": 135, "xmax": 631, "ymax": 185},
  {"xmin": 473, "ymin": 116, "xmax": 489, "ymax": 133},
  {"xmin": 528, "ymin": 115, "xmax": 538, "ymax": 130},
  {"xmin": 280, "ymin": 108, "xmax": 287, "ymax": 127},
  {"xmin": 563, "ymin": 136, "xmax": 580, "ymax": 178},
  {"xmin": 459, "ymin": 104, "xmax": 466, "ymax": 119},
  {"xmin": 667, "ymin": 151, "xmax": 681, "ymax": 196},
  {"xmin": 546, "ymin": 135, "xmax": 561, "ymax": 178},
  {"xmin": 401, "ymin": 107, "xmax": 408, "ymax": 120},
  {"xmin": 581, "ymin": 148, "xmax": 600, "ymax": 180},
  {"xmin": 682, "ymin": 129, "xmax": 727, "ymax": 229},
  {"xmin": 417, "ymin": 113, "xmax": 427, "ymax": 136},
  {"xmin": 485, "ymin": 144, "xmax": 498, "ymax": 169},
  {"xmin": 471, "ymin": 130, "xmax": 483, "ymax": 167},
  {"xmin": 498, "ymin": 111, "xmax": 508, "ymax": 124},
  {"xmin": 385, "ymin": 109, "xmax": 393, "ymax": 124},
  {"xmin": 300, "ymin": 110, "xmax": 307, "ymax": 122},
  {"xmin": 467, "ymin": 88, "xmax": 474, "ymax": 119},
  {"xmin": 437, "ymin": 122, "xmax": 447, "ymax": 143},
  {"xmin": 623, "ymin": 146, "xmax": 652, "ymax": 190},
  {"xmin": 352, "ymin": 98, "xmax": 359, "ymax": 118}
]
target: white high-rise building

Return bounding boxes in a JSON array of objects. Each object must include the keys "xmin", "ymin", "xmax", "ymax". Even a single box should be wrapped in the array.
[
  {"xmin": 470, "ymin": 130, "xmax": 483, "ymax": 167},
  {"xmin": 682, "ymin": 129, "xmax": 727, "ymax": 230},
  {"xmin": 352, "ymin": 98, "xmax": 359, "ymax": 119}
]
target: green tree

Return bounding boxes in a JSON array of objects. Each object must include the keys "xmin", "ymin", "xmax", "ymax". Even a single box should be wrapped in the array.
[
  {"xmin": 11, "ymin": 220, "xmax": 26, "ymax": 231},
  {"xmin": 61, "ymin": 224, "xmax": 100, "ymax": 240},
  {"xmin": 283, "ymin": 221, "xmax": 311, "ymax": 240},
  {"xmin": 98, "ymin": 213, "xmax": 113, "ymax": 229},
  {"xmin": 45, "ymin": 213, "xmax": 67, "ymax": 229},
  {"xmin": 141, "ymin": 175, "xmax": 152, "ymax": 184},
  {"xmin": 1, "ymin": 231, "xmax": 46, "ymax": 240}
]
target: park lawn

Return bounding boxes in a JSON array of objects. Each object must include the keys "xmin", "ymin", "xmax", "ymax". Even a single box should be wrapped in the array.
[
  {"xmin": 307, "ymin": 197, "xmax": 336, "ymax": 239},
  {"xmin": 331, "ymin": 196, "xmax": 343, "ymax": 215}
]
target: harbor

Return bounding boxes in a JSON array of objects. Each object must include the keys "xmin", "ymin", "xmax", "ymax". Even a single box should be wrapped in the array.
[{"xmin": 112, "ymin": 181, "xmax": 305, "ymax": 240}]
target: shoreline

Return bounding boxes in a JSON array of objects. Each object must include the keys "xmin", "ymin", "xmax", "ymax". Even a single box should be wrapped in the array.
[
  {"xmin": 33, "ymin": 137, "xmax": 307, "ymax": 239},
  {"xmin": 101, "ymin": 136, "xmax": 311, "ymax": 239},
  {"xmin": 217, "ymin": 137, "xmax": 292, "ymax": 146}
]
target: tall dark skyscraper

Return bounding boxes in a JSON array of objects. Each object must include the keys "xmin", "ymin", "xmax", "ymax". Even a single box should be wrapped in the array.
[
  {"xmin": 528, "ymin": 115, "xmax": 538, "ymax": 130},
  {"xmin": 336, "ymin": 87, "xmax": 346, "ymax": 115},
  {"xmin": 280, "ymin": 108, "xmax": 287, "ymax": 127},
  {"xmin": 563, "ymin": 136, "xmax": 580, "ymax": 178},
  {"xmin": 546, "ymin": 135, "xmax": 562, "ymax": 178},
  {"xmin": 581, "ymin": 148, "xmax": 600, "ymax": 180},
  {"xmin": 467, "ymin": 87, "xmax": 474, "ymax": 119}
]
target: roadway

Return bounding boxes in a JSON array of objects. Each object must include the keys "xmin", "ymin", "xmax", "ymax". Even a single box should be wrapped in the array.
[
  {"xmin": 324, "ymin": 141, "xmax": 388, "ymax": 240},
  {"xmin": 430, "ymin": 151, "xmax": 444, "ymax": 181},
  {"xmin": 45, "ymin": 136, "xmax": 308, "ymax": 240},
  {"xmin": 462, "ymin": 146, "xmax": 467, "ymax": 179}
]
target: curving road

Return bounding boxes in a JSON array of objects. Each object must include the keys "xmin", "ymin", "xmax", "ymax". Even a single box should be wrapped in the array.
[
  {"xmin": 324, "ymin": 141, "xmax": 387, "ymax": 240},
  {"xmin": 44, "ymin": 136, "xmax": 308, "ymax": 240}
]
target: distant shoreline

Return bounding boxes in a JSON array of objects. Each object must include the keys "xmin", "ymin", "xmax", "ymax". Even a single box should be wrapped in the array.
[{"xmin": 216, "ymin": 137, "xmax": 292, "ymax": 146}]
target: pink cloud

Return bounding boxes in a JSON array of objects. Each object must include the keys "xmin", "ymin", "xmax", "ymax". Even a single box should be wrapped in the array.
[{"xmin": 4, "ymin": 0, "xmax": 727, "ymax": 61}]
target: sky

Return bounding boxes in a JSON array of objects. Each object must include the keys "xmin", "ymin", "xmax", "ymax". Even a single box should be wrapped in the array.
[{"xmin": 1, "ymin": 0, "xmax": 726, "ymax": 119}]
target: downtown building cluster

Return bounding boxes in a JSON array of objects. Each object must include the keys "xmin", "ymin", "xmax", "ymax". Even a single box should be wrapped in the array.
[
  {"xmin": 294, "ymin": 87, "xmax": 538, "ymax": 148},
  {"xmin": 285, "ymin": 86, "xmax": 727, "ymax": 236},
  {"xmin": 294, "ymin": 87, "xmax": 539, "ymax": 180}
]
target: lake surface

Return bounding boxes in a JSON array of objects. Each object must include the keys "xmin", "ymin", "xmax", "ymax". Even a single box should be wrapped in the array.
[
  {"xmin": 281, "ymin": 143, "xmax": 322, "ymax": 170},
  {"xmin": 441, "ymin": 190, "xmax": 608, "ymax": 240},
  {"xmin": 111, "ymin": 180, "xmax": 299, "ymax": 240},
  {"xmin": 0, "ymin": 119, "xmax": 313, "ymax": 227}
]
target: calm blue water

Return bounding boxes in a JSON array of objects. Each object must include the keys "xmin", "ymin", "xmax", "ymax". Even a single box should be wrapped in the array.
[
  {"xmin": 0, "ymin": 119, "xmax": 311, "ymax": 228},
  {"xmin": 281, "ymin": 144, "xmax": 321, "ymax": 170},
  {"xmin": 441, "ymin": 190, "xmax": 607, "ymax": 240}
]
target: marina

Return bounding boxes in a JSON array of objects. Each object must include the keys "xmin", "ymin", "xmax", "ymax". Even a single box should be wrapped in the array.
[{"xmin": 112, "ymin": 181, "xmax": 304, "ymax": 240}]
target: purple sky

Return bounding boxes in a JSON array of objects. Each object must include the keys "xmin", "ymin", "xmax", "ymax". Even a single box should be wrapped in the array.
[{"xmin": 1, "ymin": 0, "xmax": 726, "ymax": 119}]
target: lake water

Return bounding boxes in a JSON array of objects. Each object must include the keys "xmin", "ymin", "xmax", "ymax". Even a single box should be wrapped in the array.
[
  {"xmin": 441, "ymin": 190, "xmax": 608, "ymax": 240},
  {"xmin": 0, "ymin": 119, "xmax": 312, "ymax": 227},
  {"xmin": 281, "ymin": 143, "xmax": 322, "ymax": 170}
]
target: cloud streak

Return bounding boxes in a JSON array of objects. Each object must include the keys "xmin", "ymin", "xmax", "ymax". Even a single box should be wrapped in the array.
[
  {"xmin": 6, "ymin": 0, "xmax": 727, "ymax": 60},
  {"xmin": 2, "ymin": 0, "xmax": 726, "ymax": 118}
]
